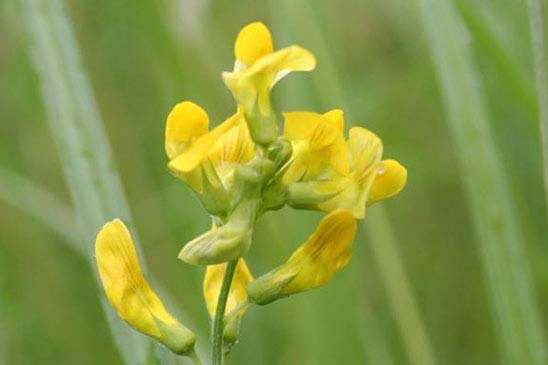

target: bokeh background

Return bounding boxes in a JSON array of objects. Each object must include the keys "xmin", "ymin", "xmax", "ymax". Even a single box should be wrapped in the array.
[{"xmin": 1, "ymin": 0, "xmax": 548, "ymax": 364}]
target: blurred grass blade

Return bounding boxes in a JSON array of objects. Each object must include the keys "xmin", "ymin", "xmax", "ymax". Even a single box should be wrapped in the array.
[
  {"xmin": 359, "ymin": 300, "xmax": 396, "ymax": 365},
  {"xmin": 275, "ymin": 2, "xmax": 438, "ymax": 365},
  {"xmin": 19, "ymin": 0, "xmax": 177, "ymax": 363},
  {"xmin": 365, "ymin": 208, "xmax": 436, "ymax": 365},
  {"xmin": 0, "ymin": 165, "xmax": 81, "ymax": 251},
  {"xmin": 456, "ymin": 2, "xmax": 536, "ymax": 119},
  {"xmin": 527, "ymin": 0, "xmax": 548, "ymax": 217},
  {"xmin": 417, "ymin": 0, "xmax": 548, "ymax": 363}
]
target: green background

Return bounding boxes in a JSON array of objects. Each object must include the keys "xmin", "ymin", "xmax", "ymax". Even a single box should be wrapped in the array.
[{"xmin": 1, "ymin": 0, "xmax": 547, "ymax": 364}]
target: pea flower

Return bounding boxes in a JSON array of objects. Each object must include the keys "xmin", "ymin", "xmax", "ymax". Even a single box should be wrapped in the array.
[
  {"xmin": 203, "ymin": 259, "xmax": 253, "ymax": 351},
  {"xmin": 222, "ymin": 22, "xmax": 316, "ymax": 145},
  {"xmin": 247, "ymin": 209, "xmax": 357, "ymax": 305},
  {"xmin": 280, "ymin": 110, "xmax": 407, "ymax": 219},
  {"xmin": 165, "ymin": 101, "xmax": 255, "ymax": 217},
  {"xmin": 95, "ymin": 220, "xmax": 196, "ymax": 355}
]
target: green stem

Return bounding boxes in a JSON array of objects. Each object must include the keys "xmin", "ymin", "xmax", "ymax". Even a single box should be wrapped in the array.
[
  {"xmin": 211, "ymin": 260, "xmax": 238, "ymax": 365},
  {"xmin": 189, "ymin": 349, "xmax": 203, "ymax": 365}
]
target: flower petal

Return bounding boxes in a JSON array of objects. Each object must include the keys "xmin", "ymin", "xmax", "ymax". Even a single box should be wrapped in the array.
[
  {"xmin": 234, "ymin": 22, "xmax": 274, "ymax": 66},
  {"xmin": 283, "ymin": 112, "xmax": 333, "ymax": 148},
  {"xmin": 316, "ymin": 178, "xmax": 360, "ymax": 214},
  {"xmin": 165, "ymin": 101, "xmax": 209, "ymax": 160},
  {"xmin": 208, "ymin": 119, "xmax": 255, "ymax": 184},
  {"xmin": 246, "ymin": 210, "xmax": 356, "ymax": 304},
  {"xmin": 223, "ymin": 46, "xmax": 316, "ymax": 114},
  {"xmin": 368, "ymin": 159, "xmax": 407, "ymax": 203},
  {"xmin": 95, "ymin": 219, "xmax": 195, "ymax": 355},
  {"xmin": 322, "ymin": 109, "xmax": 345, "ymax": 131},
  {"xmin": 203, "ymin": 258, "xmax": 253, "ymax": 317},
  {"xmin": 235, "ymin": 45, "xmax": 317, "ymax": 85},
  {"xmin": 348, "ymin": 127, "xmax": 383, "ymax": 184},
  {"xmin": 168, "ymin": 111, "xmax": 243, "ymax": 174},
  {"xmin": 283, "ymin": 111, "xmax": 349, "ymax": 178},
  {"xmin": 311, "ymin": 127, "xmax": 382, "ymax": 218}
]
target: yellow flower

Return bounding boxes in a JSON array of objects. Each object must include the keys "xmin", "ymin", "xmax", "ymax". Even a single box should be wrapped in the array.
[
  {"xmin": 95, "ymin": 219, "xmax": 195, "ymax": 355},
  {"xmin": 247, "ymin": 209, "xmax": 356, "ymax": 305},
  {"xmin": 282, "ymin": 110, "xmax": 349, "ymax": 183},
  {"xmin": 203, "ymin": 258, "xmax": 253, "ymax": 317},
  {"xmin": 222, "ymin": 22, "xmax": 316, "ymax": 144},
  {"xmin": 165, "ymin": 101, "xmax": 255, "ymax": 215},
  {"xmin": 282, "ymin": 110, "xmax": 407, "ymax": 219},
  {"xmin": 203, "ymin": 259, "xmax": 253, "ymax": 352}
]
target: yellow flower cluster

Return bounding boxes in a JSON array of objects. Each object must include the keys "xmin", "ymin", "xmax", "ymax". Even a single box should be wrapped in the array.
[{"xmin": 93, "ymin": 21, "xmax": 407, "ymax": 357}]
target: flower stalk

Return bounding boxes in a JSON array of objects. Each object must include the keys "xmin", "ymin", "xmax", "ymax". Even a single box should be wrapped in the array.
[
  {"xmin": 189, "ymin": 350, "xmax": 203, "ymax": 365},
  {"xmin": 211, "ymin": 259, "xmax": 238, "ymax": 365}
]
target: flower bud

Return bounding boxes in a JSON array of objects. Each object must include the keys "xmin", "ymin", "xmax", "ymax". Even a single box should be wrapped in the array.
[{"xmin": 178, "ymin": 200, "xmax": 259, "ymax": 265}]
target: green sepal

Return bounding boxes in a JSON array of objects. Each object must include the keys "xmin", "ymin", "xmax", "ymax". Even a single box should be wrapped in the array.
[
  {"xmin": 244, "ymin": 105, "xmax": 278, "ymax": 146},
  {"xmin": 199, "ymin": 158, "xmax": 230, "ymax": 217},
  {"xmin": 266, "ymin": 137, "xmax": 292, "ymax": 169},
  {"xmin": 261, "ymin": 181, "xmax": 287, "ymax": 212},
  {"xmin": 154, "ymin": 318, "xmax": 196, "ymax": 356},
  {"xmin": 222, "ymin": 312, "xmax": 242, "ymax": 356},
  {"xmin": 246, "ymin": 269, "xmax": 298, "ymax": 305},
  {"xmin": 286, "ymin": 181, "xmax": 337, "ymax": 210}
]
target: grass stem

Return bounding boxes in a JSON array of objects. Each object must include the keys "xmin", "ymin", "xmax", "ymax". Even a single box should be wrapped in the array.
[
  {"xmin": 365, "ymin": 208, "xmax": 437, "ymax": 365},
  {"xmin": 527, "ymin": 0, "xmax": 548, "ymax": 221},
  {"xmin": 417, "ymin": 0, "xmax": 548, "ymax": 363},
  {"xmin": 19, "ymin": 0, "xmax": 178, "ymax": 363}
]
